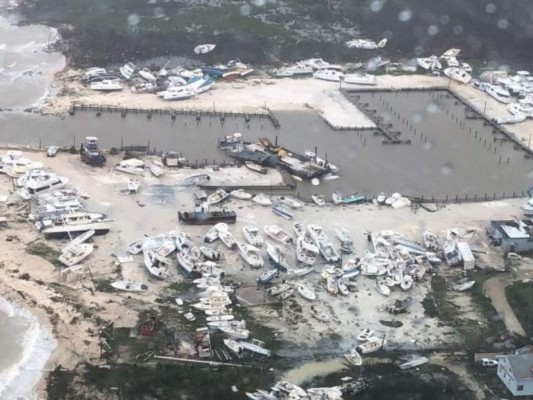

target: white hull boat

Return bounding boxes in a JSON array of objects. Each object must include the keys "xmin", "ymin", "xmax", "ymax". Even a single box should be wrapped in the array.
[
  {"xmin": 258, "ymin": 269, "xmax": 278, "ymax": 284},
  {"xmin": 138, "ymin": 68, "xmax": 157, "ymax": 82},
  {"xmin": 230, "ymin": 189, "xmax": 252, "ymax": 200},
  {"xmin": 400, "ymin": 356, "xmax": 429, "ymax": 370},
  {"xmin": 204, "ymin": 223, "xmax": 227, "ymax": 243},
  {"xmin": 344, "ymin": 73, "xmax": 377, "ymax": 85},
  {"xmin": 242, "ymin": 225, "xmax": 264, "ymax": 247},
  {"xmin": 344, "ymin": 349, "xmax": 362, "ymax": 366},
  {"xmin": 356, "ymin": 336, "xmax": 384, "ymax": 354},
  {"xmin": 237, "ymin": 242, "xmax": 263, "ymax": 268},
  {"xmin": 143, "ymin": 250, "xmax": 171, "ymax": 279},
  {"xmin": 206, "ymin": 188, "xmax": 229, "ymax": 205},
  {"xmin": 219, "ymin": 325, "xmax": 250, "ymax": 339},
  {"xmin": 149, "ymin": 161, "xmax": 164, "ymax": 177},
  {"xmin": 357, "ymin": 328, "xmax": 375, "ymax": 342},
  {"xmin": 332, "ymin": 191, "xmax": 343, "ymax": 205},
  {"xmin": 252, "ymin": 193, "xmax": 272, "ymax": 206},
  {"xmin": 199, "ymin": 246, "xmax": 221, "ymax": 261},
  {"xmin": 313, "ymin": 69, "xmax": 344, "ymax": 82},
  {"xmin": 296, "ymin": 236, "xmax": 317, "ymax": 266},
  {"xmin": 219, "ymin": 230, "xmax": 236, "ymax": 249},
  {"xmin": 194, "ymin": 44, "xmax": 216, "ymax": 54},
  {"xmin": 18, "ymin": 175, "xmax": 69, "ymax": 200},
  {"xmin": 268, "ymin": 283, "xmax": 292, "ymax": 296},
  {"xmin": 224, "ymin": 338, "xmax": 242, "ymax": 354},
  {"xmin": 455, "ymin": 280, "xmax": 475, "ymax": 291},
  {"xmin": 272, "ymin": 204, "xmax": 294, "ymax": 220},
  {"xmin": 264, "ymin": 225, "xmax": 292, "ymax": 244},
  {"xmin": 58, "ymin": 243, "xmax": 93, "ymax": 267},
  {"xmin": 119, "ymin": 62, "xmax": 136, "ymax": 80},
  {"xmin": 311, "ymin": 194, "xmax": 326, "ymax": 206},
  {"xmin": 444, "ymin": 67, "xmax": 471, "ymax": 84},
  {"xmin": 111, "ymin": 280, "xmax": 148, "ymax": 291},
  {"xmin": 266, "ymin": 243, "xmax": 291, "ymax": 272},
  {"xmin": 376, "ymin": 281, "xmax": 391, "ymax": 296},
  {"xmin": 278, "ymin": 196, "xmax": 303, "ymax": 209},
  {"xmin": 327, "ymin": 276, "xmax": 338, "ymax": 295},
  {"xmin": 90, "ymin": 79, "xmax": 124, "ymax": 91},
  {"xmin": 486, "ymin": 84, "xmax": 511, "ymax": 104},
  {"xmin": 292, "ymin": 222, "xmax": 305, "ymax": 238},
  {"xmin": 295, "ymin": 283, "xmax": 316, "ymax": 301}
]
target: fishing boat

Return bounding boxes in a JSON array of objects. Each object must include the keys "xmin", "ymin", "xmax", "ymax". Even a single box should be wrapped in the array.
[
  {"xmin": 194, "ymin": 43, "xmax": 216, "ymax": 54},
  {"xmin": 278, "ymin": 196, "xmax": 303, "ymax": 209},
  {"xmin": 266, "ymin": 243, "xmax": 291, "ymax": 272},
  {"xmin": 111, "ymin": 280, "xmax": 148, "ymax": 291},
  {"xmin": 344, "ymin": 349, "xmax": 363, "ymax": 366},
  {"xmin": 236, "ymin": 242, "xmax": 263, "ymax": 268},
  {"xmin": 258, "ymin": 269, "xmax": 278, "ymax": 284},
  {"xmin": 327, "ymin": 276, "xmax": 338, "ymax": 295},
  {"xmin": 357, "ymin": 328, "xmax": 375, "ymax": 342},
  {"xmin": 90, "ymin": 79, "xmax": 124, "ymax": 91},
  {"xmin": 422, "ymin": 231, "xmax": 438, "ymax": 251},
  {"xmin": 245, "ymin": 161, "xmax": 267, "ymax": 174},
  {"xmin": 344, "ymin": 73, "xmax": 377, "ymax": 85},
  {"xmin": 292, "ymin": 222, "xmax": 305, "ymax": 237},
  {"xmin": 455, "ymin": 280, "xmax": 475, "ymax": 291},
  {"xmin": 206, "ymin": 188, "xmax": 229, "ymax": 205},
  {"xmin": 219, "ymin": 230, "xmax": 236, "ymax": 249},
  {"xmin": 264, "ymin": 225, "xmax": 292, "ymax": 244},
  {"xmin": 313, "ymin": 69, "xmax": 344, "ymax": 82},
  {"xmin": 332, "ymin": 191, "xmax": 343, "ymax": 205},
  {"xmin": 342, "ymin": 193, "xmax": 366, "ymax": 204},
  {"xmin": 268, "ymin": 283, "xmax": 293, "ymax": 296},
  {"xmin": 295, "ymin": 283, "xmax": 316, "ymax": 301},
  {"xmin": 311, "ymin": 194, "xmax": 326, "ymax": 206},
  {"xmin": 178, "ymin": 204, "xmax": 236, "ymax": 225},
  {"xmin": 149, "ymin": 161, "xmax": 164, "ymax": 177},
  {"xmin": 444, "ymin": 67, "xmax": 471, "ymax": 84},
  {"xmin": 230, "ymin": 189, "xmax": 252, "ymax": 200},
  {"xmin": 376, "ymin": 281, "xmax": 391, "ymax": 296},
  {"xmin": 252, "ymin": 193, "xmax": 272, "ymax": 206},
  {"xmin": 399, "ymin": 356, "xmax": 429, "ymax": 370},
  {"xmin": 272, "ymin": 204, "xmax": 294, "ymax": 220},
  {"xmin": 356, "ymin": 336, "xmax": 384, "ymax": 354},
  {"xmin": 242, "ymin": 225, "xmax": 264, "ymax": 247},
  {"xmin": 18, "ymin": 175, "xmax": 69, "ymax": 200}
]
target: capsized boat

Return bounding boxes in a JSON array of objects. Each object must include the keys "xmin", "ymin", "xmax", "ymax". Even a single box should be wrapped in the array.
[
  {"xmin": 293, "ymin": 222, "xmax": 305, "ymax": 237},
  {"xmin": 332, "ymin": 191, "xmax": 343, "ymax": 205},
  {"xmin": 422, "ymin": 230, "xmax": 438, "ymax": 251},
  {"xmin": 258, "ymin": 269, "xmax": 278, "ymax": 284},
  {"xmin": 399, "ymin": 356, "xmax": 429, "ymax": 370}
]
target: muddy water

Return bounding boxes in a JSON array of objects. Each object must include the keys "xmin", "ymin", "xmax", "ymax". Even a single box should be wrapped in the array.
[{"xmin": 1, "ymin": 90, "xmax": 532, "ymax": 199}]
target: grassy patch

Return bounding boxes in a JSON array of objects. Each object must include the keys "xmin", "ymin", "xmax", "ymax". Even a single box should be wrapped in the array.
[
  {"xmin": 506, "ymin": 280, "xmax": 533, "ymax": 337},
  {"xmin": 26, "ymin": 241, "xmax": 62, "ymax": 267},
  {"xmin": 95, "ymin": 279, "xmax": 115, "ymax": 293}
]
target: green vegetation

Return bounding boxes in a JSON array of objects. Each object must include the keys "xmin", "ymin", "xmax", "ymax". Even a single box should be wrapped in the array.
[
  {"xmin": 95, "ymin": 279, "xmax": 115, "ymax": 293},
  {"xmin": 506, "ymin": 280, "xmax": 533, "ymax": 337},
  {"xmin": 26, "ymin": 241, "xmax": 62, "ymax": 267}
]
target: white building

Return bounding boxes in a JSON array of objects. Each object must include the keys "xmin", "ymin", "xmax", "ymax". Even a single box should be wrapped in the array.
[{"xmin": 497, "ymin": 353, "xmax": 533, "ymax": 396}]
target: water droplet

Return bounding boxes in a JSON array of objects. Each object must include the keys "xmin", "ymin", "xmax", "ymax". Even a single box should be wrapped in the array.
[
  {"xmin": 154, "ymin": 7, "xmax": 165, "ymax": 18},
  {"xmin": 485, "ymin": 3, "xmax": 497, "ymax": 14},
  {"xmin": 370, "ymin": 0, "xmax": 383, "ymax": 12},
  {"xmin": 412, "ymin": 113, "xmax": 422, "ymax": 124},
  {"xmin": 398, "ymin": 9, "xmax": 412, "ymax": 22},
  {"xmin": 440, "ymin": 15, "xmax": 450, "ymax": 25},
  {"xmin": 127, "ymin": 14, "xmax": 140, "ymax": 26},
  {"xmin": 497, "ymin": 19, "xmax": 509, "ymax": 30},
  {"xmin": 240, "ymin": 4, "xmax": 251, "ymax": 16},
  {"xmin": 427, "ymin": 103, "xmax": 439, "ymax": 113},
  {"xmin": 440, "ymin": 163, "xmax": 453, "ymax": 176},
  {"xmin": 423, "ymin": 141, "xmax": 433, "ymax": 150},
  {"xmin": 427, "ymin": 25, "xmax": 439, "ymax": 36},
  {"xmin": 252, "ymin": 0, "xmax": 266, "ymax": 6},
  {"xmin": 453, "ymin": 25, "xmax": 463, "ymax": 35}
]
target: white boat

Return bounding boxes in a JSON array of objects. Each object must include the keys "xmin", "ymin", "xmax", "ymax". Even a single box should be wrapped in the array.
[
  {"xmin": 274, "ymin": 381, "xmax": 306, "ymax": 397},
  {"xmin": 307, "ymin": 387, "xmax": 343, "ymax": 400},
  {"xmin": 485, "ymin": 84, "xmax": 512, "ymax": 104},
  {"xmin": 237, "ymin": 241, "xmax": 263, "ymax": 268},
  {"xmin": 344, "ymin": 348, "xmax": 362, "ymax": 366},
  {"xmin": 400, "ymin": 275, "xmax": 413, "ymax": 291},
  {"xmin": 455, "ymin": 280, "xmax": 475, "ymax": 291},
  {"xmin": 443, "ymin": 240, "xmax": 462, "ymax": 266},
  {"xmin": 357, "ymin": 328, "xmax": 374, "ymax": 342},
  {"xmin": 111, "ymin": 280, "xmax": 148, "ymax": 291},
  {"xmin": 302, "ymin": 58, "xmax": 343, "ymax": 70},
  {"xmin": 335, "ymin": 227, "xmax": 353, "ymax": 245},
  {"xmin": 440, "ymin": 48, "xmax": 461, "ymax": 59},
  {"xmin": 138, "ymin": 68, "xmax": 157, "ymax": 81},
  {"xmin": 292, "ymin": 222, "xmax": 305, "ymax": 237},
  {"xmin": 346, "ymin": 38, "xmax": 380, "ymax": 49},
  {"xmin": 219, "ymin": 230, "xmax": 236, "ymax": 249},
  {"xmin": 295, "ymin": 283, "xmax": 316, "ymax": 301},
  {"xmin": 258, "ymin": 269, "xmax": 278, "ymax": 284},
  {"xmin": 242, "ymin": 225, "xmax": 264, "ymax": 247},
  {"xmin": 252, "ymin": 193, "xmax": 272, "ymax": 206},
  {"xmin": 206, "ymin": 314, "xmax": 234, "ymax": 322},
  {"xmin": 162, "ymin": 88, "xmax": 195, "ymax": 101},
  {"xmin": 313, "ymin": 69, "xmax": 344, "ymax": 82},
  {"xmin": 194, "ymin": 44, "xmax": 216, "ymax": 54},
  {"xmin": 399, "ymin": 356, "xmax": 429, "ymax": 370},
  {"xmin": 266, "ymin": 243, "xmax": 291, "ymax": 272},
  {"xmin": 240, "ymin": 339, "xmax": 272, "ymax": 357},
  {"xmin": 230, "ymin": 189, "xmax": 252, "ymax": 200},
  {"xmin": 16, "ymin": 169, "xmax": 49, "ymax": 187},
  {"xmin": 327, "ymin": 276, "xmax": 338, "ymax": 295},
  {"xmin": 244, "ymin": 161, "xmax": 267, "ymax": 174},
  {"xmin": 143, "ymin": 249, "xmax": 171, "ymax": 280},
  {"xmin": 344, "ymin": 73, "xmax": 377, "ymax": 85},
  {"xmin": 275, "ymin": 64, "xmax": 314, "ymax": 77},
  {"xmin": 376, "ymin": 281, "xmax": 391, "ymax": 296},
  {"xmin": 272, "ymin": 204, "xmax": 294, "ymax": 220},
  {"xmin": 416, "ymin": 55, "xmax": 442, "ymax": 71},
  {"xmin": 219, "ymin": 325, "xmax": 250, "ymax": 339},
  {"xmin": 119, "ymin": 62, "xmax": 136, "ymax": 80},
  {"xmin": 317, "ymin": 238, "xmax": 340, "ymax": 264},
  {"xmin": 207, "ymin": 188, "xmax": 229, "ymax": 205},
  {"xmin": 296, "ymin": 236, "xmax": 317, "ymax": 266},
  {"xmin": 115, "ymin": 159, "xmax": 145, "ymax": 175},
  {"xmin": 194, "ymin": 188, "xmax": 207, "ymax": 201},
  {"xmin": 184, "ymin": 312, "xmax": 196, "ymax": 321},
  {"xmin": 149, "ymin": 161, "xmax": 164, "ymax": 177},
  {"xmin": 337, "ymin": 278, "xmax": 349, "ymax": 295},
  {"xmin": 36, "ymin": 212, "xmax": 112, "ymax": 237},
  {"xmin": 278, "ymin": 196, "xmax": 303, "ymax": 209},
  {"xmin": 204, "ymin": 223, "xmax": 227, "ymax": 243},
  {"xmin": 126, "ymin": 237, "xmax": 145, "ymax": 254},
  {"xmin": 311, "ymin": 307, "xmax": 330, "ymax": 322},
  {"xmin": 224, "ymin": 338, "xmax": 242, "ymax": 354},
  {"xmin": 444, "ymin": 67, "xmax": 471, "ymax": 84},
  {"xmin": 127, "ymin": 179, "xmax": 140, "ymax": 194},
  {"xmin": 311, "ymin": 194, "xmax": 326, "ymax": 206},
  {"xmin": 0, "ymin": 151, "xmax": 43, "ymax": 176},
  {"xmin": 199, "ymin": 246, "xmax": 221, "ymax": 261},
  {"xmin": 263, "ymin": 225, "xmax": 292, "ymax": 244},
  {"xmin": 18, "ymin": 175, "xmax": 69, "ymax": 200},
  {"xmin": 268, "ymin": 283, "xmax": 293, "ymax": 296},
  {"xmin": 356, "ymin": 336, "xmax": 384, "ymax": 354},
  {"xmin": 287, "ymin": 265, "xmax": 314, "ymax": 277},
  {"xmin": 422, "ymin": 231, "xmax": 438, "ymax": 251},
  {"xmin": 180, "ymin": 174, "xmax": 211, "ymax": 187},
  {"xmin": 332, "ymin": 191, "xmax": 343, "ymax": 205},
  {"xmin": 58, "ymin": 243, "xmax": 93, "ymax": 267},
  {"xmin": 90, "ymin": 79, "xmax": 124, "ymax": 91}
]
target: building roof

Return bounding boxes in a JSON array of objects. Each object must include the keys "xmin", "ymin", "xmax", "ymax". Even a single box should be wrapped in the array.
[
  {"xmin": 505, "ymin": 353, "xmax": 533, "ymax": 380},
  {"xmin": 494, "ymin": 220, "xmax": 533, "ymax": 240}
]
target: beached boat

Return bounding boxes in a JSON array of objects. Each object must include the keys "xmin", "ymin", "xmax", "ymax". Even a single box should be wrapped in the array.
[
  {"xmin": 264, "ymin": 225, "xmax": 292, "ymax": 244},
  {"xmin": 111, "ymin": 280, "xmax": 148, "ymax": 292},
  {"xmin": 206, "ymin": 188, "xmax": 229, "ymax": 205},
  {"xmin": 180, "ymin": 174, "xmax": 210, "ymax": 187},
  {"xmin": 272, "ymin": 204, "xmax": 294, "ymax": 220},
  {"xmin": 455, "ymin": 280, "xmax": 475, "ymax": 291},
  {"xmin": 194, "ymin": 188, "xmax": 207, "ymax": 201},
  {"xmin": 18, "ymin": 175, "xmax": 69, "ymax": 200},
  {"xmin": 417, "ymin": 55, "xmax": 442, "ymax": 71},
  {"xmin": 163, "ymin": 88, "xmax": 195, "ymax": 101},
  {"xmin": 295, "ymin": 283, "xmax": 316, "ymax": 301},
  {"xmin": 346, "ymin": 38, "xmax": 386, "ymax": 49},
  {"xmin": 327, "ymin": 276, "xmax": 338, "ymax": 295},
  {"xmin": 307, "ymin": 387, "xmax": 343, "ymax": 400},
  {"xmin": 199, "ymin": 246, "xmax": 221, "ymax": 261},
  {"xmin": 219, "ymin": 230, "xmax": 236, "ymax": 249},
  {"xmin": 230, "ymin": 189, "xmax": 252, "ymax": 200},
  {"xmin": 237, "ymin": 242, "xmax": 263, "ymax": 268},
  {"xmin": 127, "ymin": 179, "xmax": 140, "ymax": 194},
  {"xmin": 245, "ymin": 161, "xmax": 267, "ymax": 174},
  {"xmin": 138, "ymin": 68, "xmax": 157, "ymax": 81},
  {"xmin": 317, "ymin": 238, "xmax": 340, "ymax": 264},
  {"xmin": 252, "ymin": 193, "xmax": 272, "ymax": 206},
  {"xmin": 242, "ymin": 225, "xmax": 264, "ymax": 247},
  {"xmin": 274, "ymin": 381, "xmax": 306, "ymax": 397},
  {"xmin": 296, "ymin": 236, "xmax": 317, "ymax": 265},
  {"xmin": 36, "ymin": 212, "xmax": 111, "ymax": 238},
  {"xmin": 313, "ymin": 69, "xmax": 344, "ymax": 82},
  {"xmin": 422, "ymin": 230, "xmax": 438, "ymax": 251},
  {"xmin": 356, "ymin": 336, "xmax": 384, "ymax": 354},
  {"xmin": 335, "ymin": 227, "xmax": 353, "ymax": 245},
  {"xmin": 344, "ymin": 349, "xmax": 363, "ymax": 366},
  {"xmin": 258, "ymin": 269, "xmax": 278, "ymax": 284},
  {"xmin": 178, "ymin": 205, "xmax": 236, "ymax": 225},
  {"xmin": 219, "ymin": 325, "xmax": 250, "ymax": 339},
  {"xmin": 184, "ymin": 312, "xmax": 196, "ymax": 321},
  {"xmin": 311, "ymin": 194, "xmax": 326, "ymax": 206},
  {"xmin": 342, "ymin": 193, "xmax": 366, "ymax": 204},
  {"xmin": 399, "ymin": 356, "xmax": 429, "ymax": 370},
  {"xmin": 224, "ymin": 338, "xmax": 242, "ymax": 355},
  {"xmin": 206, "ymin": 314, "xmax": 234, "ymax": 322},
  {"xmin": 268, "ymin": 283, "xmax": 293, "ymax": 296},
  {"xmin": 240, "ymin": 339, "xmax": 272, "ymax": 357},
  {"xmin": 287, "ymin": 264, "xmax": 314, "ymax": 277},
  {"xmin": 332, "ymin": 191, "xmax": 343, "ymax": 205},
  {"xmin": 443, "ymin": 240, "xmax": 462, "ymax": 266},
  {"xmin": 149, "ymin": 161, "xmax": 164, "ymax": 177},
  {"xmin": 485, "ymin": 84, "xmax": 512, "ymax": 104},
  {"xmin": 376, "ymin": 281, "xmax": 391, "ymax": 296},
  {"xmin": 278, "ymin": 196, "xmax": 303, "ymax": 209},
  {"xmin": 400, "ymin": 275, "xmax": 414, "ymax": 291},
  {"xmin": 344, "ymin": 73, "xmax": 377, "ymax": 85},
  {"xmin": 143, "ymin": 250, "xmax": 171, "ymax": 280},
  {"xmin": 194, "ymin": 43, "xmax": 216, "ymax": 54},
  {"xmin": 357, "ymin": 328, "xmax": 375, "ymax": 342},
  {"xmin": 266, "ymin": 243, "xmax": 291, "ymax": 272},
  {"xmin": 337, "ymin": 278, "xmax": 349, "ymax": 295},
  {"xmin": 16, "ymin": 168, "xmax": 49, "ymax": 187},
  {"xmin": 90, "ymin": 79, "xmax": 124, "ymax": 91},
  {"xmin": 444, "ymin": 67, "xmax": 471, "ymax": 84},
  {"xmin": 116, "ymin": 159, "xmax": 145, "ymax": 175},
  {"xmin": 58, "ymin": 243, "xmax": 93, "ymax": 267},
  {"xmin": 293, "ymin": 222, "xmax": 305, "ymax": 237},
  {"xmin": 204, "ymin": 223, "xmax": 223, "ymax": 243},
  {"xmin": 311, "ymin": 307, "xmax": 330, "ymax": 322},
  {"xmin": 119, "ymin": 62, "xmax": 136, "ymax": 80}
]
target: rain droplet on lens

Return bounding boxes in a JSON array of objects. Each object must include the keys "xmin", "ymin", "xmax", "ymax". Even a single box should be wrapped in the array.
[
  {"xmin": 453, "ymin": 25, "xmax": 463, "ymax": 35},
  {"xmin": 398, "ymin": 9, "xmax": 412, "ymax": 22},
  {"xmin": 427, "ymin": 25, "xmax": 439, "ymax": 36},
  {"xmin": 370, "ymin": 0, "xmax": 383, "ymax": 12},
  {"xmin": 240, "ymin": 4, "xmax": 251, "ymax": 16},
  {"xmin": 485, "ymin": 3, "xmax": 496, "ymax": 14},
  {"xmin": 423, "ymin": 141, "xmax": 433, "ymax": 151},
  {"xmin": 252, "ymin": 0, "xmax": 266, "ymax": 6},
  {"xmin": 497, "ymin": 19, "xmax": 509, "ymax": 30},
  {"xmin": 412, "ymin": 113, "xmax": 422, "ymax": 123},
  {"xmin": 154, "ymin": 7, "xmax": 165, "ymax": 18},
  {"xmin": 440, "ymin": 15, "xmax": 450, "ymax": 25},
  {"xmin": 427, "ymin": 103, "xmax": 438, "ymax": 113},
  {"xmin": 127, "ymin": 13, "xmax": 140, "ymax": 26},
  {"xmin": 440, "ymin": 163, "xmax": 453, "ymax": 176}
]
